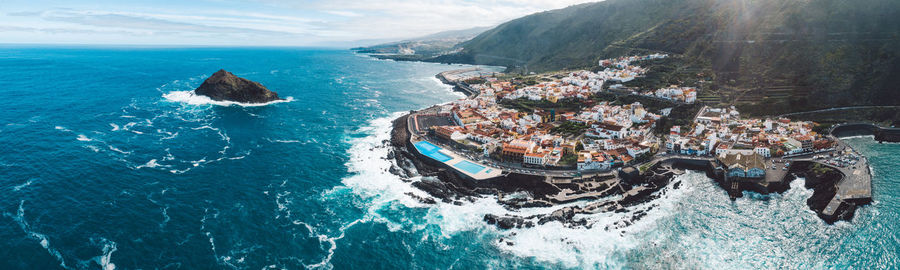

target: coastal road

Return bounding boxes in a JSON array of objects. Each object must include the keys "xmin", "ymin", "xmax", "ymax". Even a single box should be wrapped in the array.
[{"xmin": 777, "ymin": 105, "xmax": 900, "ymax": 118}]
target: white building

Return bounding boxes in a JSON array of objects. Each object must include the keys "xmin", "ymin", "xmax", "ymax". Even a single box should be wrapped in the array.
[
  {"xmin": 524, "ymin": 152, "xmax": 548, "ymax": 166},
  {"xmin": 627, "ymin": 146, "xmax": 650, "ymax": 158},
  {"xmin": 754, "ymin": 146, "xmax": 771, "ymax": 158},
  {"xmin": 577, "ymin": 152, "xmax": 611, "ymax": 171}
]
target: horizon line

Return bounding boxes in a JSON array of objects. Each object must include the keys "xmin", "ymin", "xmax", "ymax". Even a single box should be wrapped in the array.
[{"xmin": 0, "ymin": 42, "xmax": 354, "ymax": 49}]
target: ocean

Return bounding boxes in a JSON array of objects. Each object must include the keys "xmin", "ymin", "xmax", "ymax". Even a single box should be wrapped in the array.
[{"xmin": 0, "ymin": 47, "xmax": 898, "ymax": 269}]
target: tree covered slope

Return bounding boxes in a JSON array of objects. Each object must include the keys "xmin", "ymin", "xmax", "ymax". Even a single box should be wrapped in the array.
[{"xmin": 432, "ymin": 0, "xmax": 900, "ymax": 113}]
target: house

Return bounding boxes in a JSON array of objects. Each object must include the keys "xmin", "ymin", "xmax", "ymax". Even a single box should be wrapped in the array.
[
  {"xmin": 501, "ymin": 139, "xmax": 535, "ymax": 162},
  {"xmin": 452, "ymin": 109, "xmax": 485, "ymax": 126},
  {"xmin": 591, "ymin": 123, "xmax": 625, "ymax": 139},
  {"xmin": 754, "ymin": 146, "xmax": 771, "ymax": 158},
  {"xmin": 577, "ymin": 151, "xmax": 610, "ymax": 171},
  {"xmin": 795, "ymin": 135, "xmax": 814, "ymax": 152},
  {"xmin": 670, "ymin": 125, "xmax": 681, "ymax": 135},
  {"xmin": 717, "ymin": 152, "xmax": 766, "ymax": 179},
  {"xmin": 524, "ymin": 152, "xmax": 548, "ymax": 166},
  {"xmin": 626, "ymin": 146, "xmax": 650, "ymax": 158},
  {"xmin": 684, "ymin": 88, "xmax": 697, "ymax": 103},
  {"xmin": 434, "ymin": 126, "xmax": 465, "ymax": 141}
]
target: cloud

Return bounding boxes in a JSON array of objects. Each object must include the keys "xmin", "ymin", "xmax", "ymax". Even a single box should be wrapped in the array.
[
  {"xmin": 39, "ymin": 10, "xmax": 297, "ymax": 36},
  {"xmin": 7, "ymin": 11, "xmax": 44, "ymax": 17},
  {"xmin": 0, "ymin": 24, "xmax": 146, "ymax": 36},
  {"xmin": 324, "ymin": 10, "xmax": 362, "ymax": 17},
  {"xmin": 0, "ymin": 25, "xmax": 35, "ymax": 31},
  {"xmin": 281, "ymin": 0, "xmax": 600, "ymax": 39},
  {"xmin": 0, "ymin": 0, "xmax": 602, "ymax": 45}
]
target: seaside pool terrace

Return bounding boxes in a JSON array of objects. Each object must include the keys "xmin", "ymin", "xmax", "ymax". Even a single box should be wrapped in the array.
[
  {"xmin": 454, "ymin": 160, "xmax": 486, "ymax": 174},
  {"xmin": 414, "ymin": 141, "xmax": 453, "ymax": 162}
]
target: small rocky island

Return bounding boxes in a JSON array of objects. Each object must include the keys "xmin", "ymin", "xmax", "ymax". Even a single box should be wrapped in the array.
[{"xmin": 195, "ymin": 69, "xmax": 282, "ymax": 103}]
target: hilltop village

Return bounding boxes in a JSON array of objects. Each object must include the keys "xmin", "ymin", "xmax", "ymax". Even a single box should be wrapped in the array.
[{"xmin": 390, "ymin": 54, "xmax": 872, "ymax": 226}]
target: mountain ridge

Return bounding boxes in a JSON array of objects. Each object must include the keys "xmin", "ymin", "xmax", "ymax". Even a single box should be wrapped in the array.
[{"xmin": 422, "ymin": 0, "xmax": 900, "ymax": 114}]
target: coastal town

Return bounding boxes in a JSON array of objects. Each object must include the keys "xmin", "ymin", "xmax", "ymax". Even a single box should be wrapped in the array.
[
  {"xmin": 398, "ymin": 54, "xmax": 873, "ymax": 224},
  {"xmin": 415, "ymin": 54, "xmax": 678, "ymax": 174}
]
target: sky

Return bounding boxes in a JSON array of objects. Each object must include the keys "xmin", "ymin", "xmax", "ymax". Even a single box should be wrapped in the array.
[{"xmin": 0, "ymin": 0, "xmax": 599, "ymax": 47}]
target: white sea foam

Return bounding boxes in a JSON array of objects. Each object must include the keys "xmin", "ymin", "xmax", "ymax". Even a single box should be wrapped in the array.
[
  {"xmin": 272, "ymin": 139, "xmax": 302, "ymax": 143},
  {"xmin": 136, "ymin": 159, "xmax": 162, "ymax": 169},
  {"xmin": 13, "ymin": 179, "xmax": 33, "ymax": 191},
  {"xmin": 109, "ymin": 123, "xmax": 120, "ymax": 131},
  {"xmin": 107, "ymin": 145, "xmax": 132, "ymax": 155},
  {"xmin": 76, "ymin": 134, "xmax": 92, "ymax": 141},
  {"xmin": 431, "ymin": 76, "xmax": 465, "ymax": 98},
  {"xmin": 192, "ymin": 125, "xmax": 216, "ymax": 131},
  {"xmin": 90, "ymin": 238, "xmax": 117, "ymax": 270},
  {"xmin": 162, "ymin": 90, "xmax": 294, "ymax": 107},
  {"xmin": 160, "ymin": 206, "xmax": 171, "ymax": 229},
  {"xmin": 6, "ymin": 201, "xmax": 69, "ymax": 269},
  {"xmin": 838, "ymin": 135, "xmax": 875, "ymax": 140},
  {"xmin": 303, "ymin": 218, "xmax": 368, "ymax": 270},
  {"xmin": 55, "ymin": 126, "xmax": 71, "ymax": 132},
  {"xmin": 337, "ymin": 112, "xmax": 433, "ymax": 207},
  {"xmin": 160, "ymin": 131, "xmax": 179, "ymax": 140}
]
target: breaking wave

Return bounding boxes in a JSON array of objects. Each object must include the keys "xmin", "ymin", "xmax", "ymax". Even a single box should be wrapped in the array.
[{"xmin": 162, "ymin": 90, "xmax": 294, "ymax": 107}]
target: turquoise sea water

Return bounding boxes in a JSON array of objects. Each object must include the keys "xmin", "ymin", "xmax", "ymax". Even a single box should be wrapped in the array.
[{"xmin": 0, "ymin": 47, "xmax": 898, "ymax": 269}]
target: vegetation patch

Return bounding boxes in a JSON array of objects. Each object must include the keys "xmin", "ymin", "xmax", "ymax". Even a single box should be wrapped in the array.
[
  {"xmin": 498, "ymin": 98, "xmax": 584, "ymax": 113},
  {"xmin": 551, "ymin": 121, "xmax": 588, "ymax": 136}
]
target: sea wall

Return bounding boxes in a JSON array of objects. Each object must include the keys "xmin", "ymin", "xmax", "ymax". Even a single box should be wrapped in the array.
[
  {"xmin": 831, "ymin": 123, "xmax": 900, "ymax": 143},
  {"xmin": 786, "ymin": 161, "xmax": 870, "ymax": 224},
  {"xmin": 435, "ymin": 73, "xmax": 478, "ymax": 97}
]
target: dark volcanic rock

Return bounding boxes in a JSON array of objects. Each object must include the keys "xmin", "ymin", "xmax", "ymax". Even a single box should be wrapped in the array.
[
  {"xmin": 484, "ymin": 214, "xmax": 533, "ymax": 229},
  {"xmin": 195, "ymin": 69, "xmax": 282, "ymax": 103}
]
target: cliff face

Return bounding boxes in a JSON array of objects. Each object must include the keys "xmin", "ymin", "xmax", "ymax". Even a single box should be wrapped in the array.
[{"xmin": 195, "ymin": 70, "xmax": 282, "ymax": 103}]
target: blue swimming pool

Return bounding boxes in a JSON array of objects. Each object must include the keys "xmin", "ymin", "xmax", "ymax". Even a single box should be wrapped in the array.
[
  {"xmin": 454, "ymin": 160, "xmax": 485, "ymax": 174},
  {"xmin": 414, "ymin": 141, "xmax": 452, "ymax": 162}
]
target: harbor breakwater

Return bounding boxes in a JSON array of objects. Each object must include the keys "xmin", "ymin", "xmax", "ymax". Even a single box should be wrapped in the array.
[{"xmin": 831, "ymin": 123, "xmax": 900, "ymax": 143}]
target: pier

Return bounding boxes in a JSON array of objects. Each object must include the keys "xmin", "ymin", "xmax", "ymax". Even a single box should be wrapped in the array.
[
  {"xmin": 436, "ymin": 68, "xmax": 493, "ymax": 98},
  {"xmin": 781, "ymin": 138, "xmax": 873, "ymax": 221}
]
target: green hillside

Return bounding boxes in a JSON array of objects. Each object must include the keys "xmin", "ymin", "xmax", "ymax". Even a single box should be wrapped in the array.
[{"xmin": 430, "ymin": 0, "xmax": 900, "ymax": 114}]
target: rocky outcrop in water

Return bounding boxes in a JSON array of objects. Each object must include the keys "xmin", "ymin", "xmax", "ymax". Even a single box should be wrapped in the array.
[{"xmin": 195, "ymin": 69, "xmax": 282, "ymax": 103}]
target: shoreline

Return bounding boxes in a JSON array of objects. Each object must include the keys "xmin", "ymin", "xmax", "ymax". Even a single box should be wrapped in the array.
[
  {"xmin": 384, "ymin": 68, "xmax": 876, "ymax": 227},
  {"xmin": 389, "ymin": 113, "xmax": 871, "ymax": 227}
]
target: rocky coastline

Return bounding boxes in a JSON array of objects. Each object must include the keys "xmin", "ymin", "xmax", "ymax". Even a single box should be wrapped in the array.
[
  {"xmin": 786, "ymin": 162, "xmax": 872, "ymax": 224},
  {"xmin": 387, "ymin": 113, "xmax": 688, "ymax": 231},
  {"xmin": 386, "ymin": 112, "xmax": 871, "ymax": 227}
]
